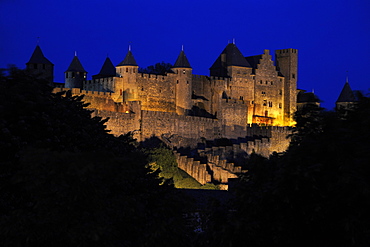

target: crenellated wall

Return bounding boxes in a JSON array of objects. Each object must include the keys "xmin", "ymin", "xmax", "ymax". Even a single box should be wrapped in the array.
[{"xmin": 174, "ymin": 150, "xmax": 241, "ymax": 190}]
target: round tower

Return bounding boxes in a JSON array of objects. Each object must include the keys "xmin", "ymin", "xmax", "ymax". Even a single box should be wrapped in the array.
[
  {"xmin": 26, "ymin": 45, "xmax": 54, "ymax": 85},
  {"xmin": 65, "ymin": 53, "xmax": 87, "ymax": 89},
  {"xmin": 172, "ymin": 48, "xmax": 192, "ymax": 115},
  {"xmin": 115, "ymin": 46, "xmax": 139, "ymax": 102}
]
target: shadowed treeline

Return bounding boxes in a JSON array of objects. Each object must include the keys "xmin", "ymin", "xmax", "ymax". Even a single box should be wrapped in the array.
[{"xmin": 1, "ymin": 67, "xmax": 370, "ymax": 246}]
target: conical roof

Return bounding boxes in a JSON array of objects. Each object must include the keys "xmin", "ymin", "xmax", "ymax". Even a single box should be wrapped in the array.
[
  {"xmin": 117, "ymin": 50, "xmax": 137, "ymax": 66},
  {"xmin": 336, "ymin": 81, "xmax": 357, "ymax": 103},
  {"xmin": 27, "ymin": 45, "xmax": 53, "ymax": 65},
  {"xmin": 210, "ymin": 43, "xmax": 250, "ymax": 70},
  {"xmin": 173, "ymin": 50, "xmax": 191, "ymax": 68},
  {"xmin": 65, "ymin": 55, "xmax": 87, "ymax": 73},
  {"xmin": 95, "ymin": 57, "xmax": 116, "ymax": 77}
]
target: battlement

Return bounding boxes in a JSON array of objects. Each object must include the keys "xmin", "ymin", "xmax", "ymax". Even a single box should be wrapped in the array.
[
  {"xmin": 53, "ymin": 87, "xmax": 113, "ymax": 98},
  {"xmin": 87, "ymin": 77, "xmax": 115, "ymax": 83},
  {"xmin": 247, "ymin": 124, "xmax": 291, "ymax": 132},
  {"xmin": 139, "ymin": 73, "xmax": 168, "ymax": 81},
  {"xmin": 276, "ymin": 48, "xmax": 298, "ymax": 54}
]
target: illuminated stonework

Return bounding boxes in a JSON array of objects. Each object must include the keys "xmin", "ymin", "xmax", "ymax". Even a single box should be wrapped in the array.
[{"xmin": 43, "ymin": 43, "xmax": 304, "ymax": 154}]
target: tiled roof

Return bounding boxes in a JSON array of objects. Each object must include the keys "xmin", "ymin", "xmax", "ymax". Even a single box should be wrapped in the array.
[
  {"xmin": 173, "ymin": 50, "xmax": 192, "ymax": 68},
  {"xmin": 210, "ymin": 43, "xmax": 250, "ymax": 70},
  {"xmin": 95, "ymin": 57, "xmax": 116, "ymax": 77},
  {"xmin": 337, "ymin": 82, "xmax": 357, "ymax": 103},
  {"xmin": 117, "ymin": 50, "xmax": 137, "ymax": 66},
  {"xmin": 26, "ymin": 45, "xmax": 53, "ymax": 65},
  {"xmin": 66, "ymin": 56, "xmax": 87, "ymax": 73}
]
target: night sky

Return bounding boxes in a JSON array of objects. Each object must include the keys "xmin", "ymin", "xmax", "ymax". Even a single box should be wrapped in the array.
[{"xmin": 1, "ymin": 0, "xmax": 369, "ymax": 109}]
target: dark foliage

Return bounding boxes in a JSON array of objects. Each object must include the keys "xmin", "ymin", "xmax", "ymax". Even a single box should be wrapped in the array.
[
  {"xmin": 138, "ymin": 62, "xmax": 173, "ymax": 75},
  {"xmin": 0, "ymin": 68, "xmax": 193, "ymax": 247},
  {"xmin": 200, "ymin": 100, "xmax": 370, "ymax": 247}
]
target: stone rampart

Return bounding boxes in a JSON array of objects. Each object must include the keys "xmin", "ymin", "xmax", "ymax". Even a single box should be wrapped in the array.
[
  {"xmin": 174, "ymin": 151, "xmax": 211, "ymax": 185},
  {"xmin": 247, "ymin": 124, "xmax": 291, "ymax": 153}
]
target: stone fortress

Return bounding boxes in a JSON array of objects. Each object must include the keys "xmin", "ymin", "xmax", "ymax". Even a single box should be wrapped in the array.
[{"xmin": 27, "ymin": 42, "xmax": 353, "ymax": 188}]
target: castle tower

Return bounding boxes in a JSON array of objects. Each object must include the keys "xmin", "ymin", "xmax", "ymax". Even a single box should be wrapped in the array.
[
  {"xmin": 336, "ymin": 79, "xmax": 357, "ymax": 111},
  {"xmin": 64, "ymin": 53, "xmax": 87, "ymax": 89},
  {"xmin": 209, "ymin": 43, "xmax": 251, "ymax": 78},
  {"xmin": 172, "ymin": 49, "xmax": 192, "ymax": 115},
  {"xmin": 115, "ymin": 47, "xmax": 139, "ymax": 101},
  {"xmin": 93, "ymin": 57, "xmax": 116, "ymax": 79},
  {"xmin": 275, "ymin": 49, "xmax": 298, "ymax": 125},
  {"xmin": 26, "ymin": 45, "xmax": 54, "ymax": 84}
]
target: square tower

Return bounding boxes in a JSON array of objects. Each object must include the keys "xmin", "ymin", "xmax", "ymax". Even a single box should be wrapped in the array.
[{"xmin": 275, "ymin": 49, "xmax": 298, "ymax": 125}]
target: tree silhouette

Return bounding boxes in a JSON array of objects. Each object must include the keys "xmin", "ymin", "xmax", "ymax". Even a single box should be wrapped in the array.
[
  {"xmin": 138, "ymin": 62, "xmax": 173, "ymax": 75},
  {"xmin": 0, "ymin": 68, "xmax": 193, "ymax": 247}
]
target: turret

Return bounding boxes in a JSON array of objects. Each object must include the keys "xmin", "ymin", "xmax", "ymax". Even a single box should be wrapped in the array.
[
  {"xmin": 336, "ymin": 79, "xmax": 357, "ymax": 111},
  {"xmin": 172, "ymin": 48, "xmax": 192, "ymax": 115},
  {"xmin": 115, "ymin": 47, "xmax": 139, "ymax": 101},
  {"xmin": 275, "ymin": 48, "xmax": 298, "ymax": 125},
  {"xmin": 26, "ymin": 45, "xmax": 54, "ymax": 84},
  {"xmin": 64, "ymin": 53, "xmax": 87, "ymax": 89}
]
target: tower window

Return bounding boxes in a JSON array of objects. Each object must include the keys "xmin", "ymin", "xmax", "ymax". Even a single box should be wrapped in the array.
[
  {"xmin": 262, "ymin": 91, "xmax": 266, "ymax": 95},
  {"xmin": 279, "ymin": 90, "xmax": 282, "ymax": 95},
  {"xmin": 43, "ymin": 64, "xmax": 46, "ymax": 69},
  {"xmin": 66, "ymin": 73, "xmax": 68, "ymax": 78},
  {"xmin": 260, "ymin": 80, "xmax": 262, "ymax": 84},
  {"xmin": 292, "ymin": 73, "xmax": 295, "ymax": 79},
  {"xmin": 271, "ymin": 81, "xmax": 273, "ymax": 85},
  {"xmin": 265, "ymin": 111, "xmax": 268, "ymax": 117},
  {"xmin": 240, "ymin": 96, "xmax": 244, "ymax": 100},
  {"xmin": 34, "ymin": 64, "xmax": 37, "ymax": 69},
  {"xmin": 263, "ymin": 100, "xmax": 267, "ymax": 106},
  {"xmin": 269, "ymin": 102, "xmax": 273, "ymax": 107},
  {"xmin": 279, "ymin": 103, "xmax": 282, "ymax": 108}
]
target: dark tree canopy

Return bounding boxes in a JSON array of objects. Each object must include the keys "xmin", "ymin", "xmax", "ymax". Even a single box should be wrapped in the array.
[
  {"xmin": 199, "ymin": 100, "xmax": 370, "ymax": 247},
  {"xmin": 138, "ymin": 62, "xmax": 173, "ymax": 75},
  {"xmin": 0, "ymin": 68, "xmax": 193, "ymax": 247}
]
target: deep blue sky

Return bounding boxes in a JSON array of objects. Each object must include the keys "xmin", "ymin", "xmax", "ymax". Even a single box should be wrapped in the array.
[{"xmin": 1, "ymin": 0, "xmax": 369, "ymax": 109}]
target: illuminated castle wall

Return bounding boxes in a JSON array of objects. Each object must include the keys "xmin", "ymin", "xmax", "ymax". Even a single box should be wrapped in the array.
[
  {"xmin": 79, "ymin": 44, "xmax": 298, "ymax": 126},
  {"xmin": 28, "ymin": 43, "xmax": 298, "ymax": 151}
]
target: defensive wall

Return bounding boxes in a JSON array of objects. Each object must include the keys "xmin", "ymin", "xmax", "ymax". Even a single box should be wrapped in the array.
[
  {"xmin": 246, "ymin": 124, "xmax": 291, "ymax": 153},
  {"xmin": 52, "ymin": 88, "xmax": 292, "ymax": 189}
]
